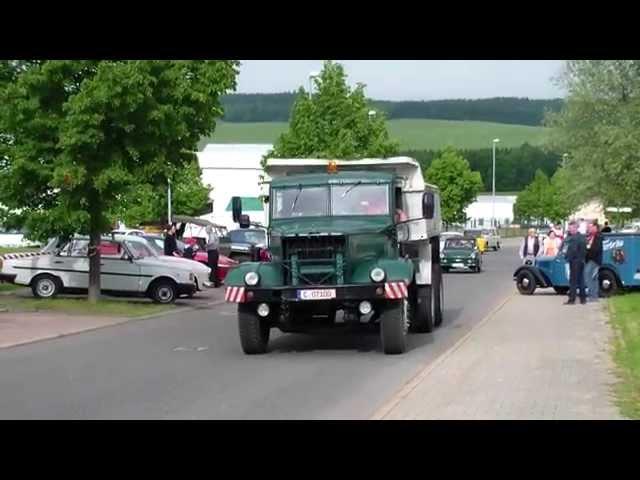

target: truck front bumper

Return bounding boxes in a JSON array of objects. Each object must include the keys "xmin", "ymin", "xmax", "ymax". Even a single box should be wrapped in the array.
[{"xmin": 225, "ymin": 282, "xmax": 408, "ymax": 304}]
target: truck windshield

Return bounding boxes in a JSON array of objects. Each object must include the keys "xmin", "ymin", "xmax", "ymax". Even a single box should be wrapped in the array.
[
  {"xmin": 273, "ymin": 187, "xmax": 329, "ymax": 219},
  {"xmin": 331, "ymin": 184, "xmax": 390, "ymax": 216}
]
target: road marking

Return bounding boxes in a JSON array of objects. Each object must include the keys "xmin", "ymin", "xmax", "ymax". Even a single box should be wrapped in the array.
[{"xmin": 370, "ymin": 291, "xmax": 516, "ymax": 420}]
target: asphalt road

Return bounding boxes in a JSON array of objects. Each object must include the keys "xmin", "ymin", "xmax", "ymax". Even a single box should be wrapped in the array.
[{"xmin": 0, "ymin": 240, "xmax": 521, "ymax": 419}]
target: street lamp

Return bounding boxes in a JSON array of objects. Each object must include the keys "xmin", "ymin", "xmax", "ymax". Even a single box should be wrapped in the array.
[
  {"xmin": 308, "ymin": 71, "xmax": 320, "ymax": 96},
  {"xmin": 167, "ymin": 178, "xmax": 172, "ymax": 225},
  {"xmin": 492, "ymin": 138, "xmax": 500, "ymax": 228}
]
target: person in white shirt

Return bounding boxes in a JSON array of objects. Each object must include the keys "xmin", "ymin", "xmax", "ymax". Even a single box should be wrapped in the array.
[
  {"xmin": 578, "ymin": 218, "xmax": 588, "ymax": 235},
  {"xmin": 519, "ymin": 228, "xmax": 541, "ymax": 264}
]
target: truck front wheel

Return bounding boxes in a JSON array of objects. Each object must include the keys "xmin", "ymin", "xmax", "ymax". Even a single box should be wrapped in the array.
[
  {"xmin": 238, "ymin": 304, "xmax": 270, "ymax": 354},
  {"xmin": 409, "ymin": 286, "xmax": 434, "ymax": 333},
  {"xmin": 380, "ymin": 300, "xmax": 408, "ymax": 355}
]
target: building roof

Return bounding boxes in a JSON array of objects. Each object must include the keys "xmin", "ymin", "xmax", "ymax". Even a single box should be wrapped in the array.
[{"xmin": 197, "ymin": 144, "xmax": 272, "ymax": 170}]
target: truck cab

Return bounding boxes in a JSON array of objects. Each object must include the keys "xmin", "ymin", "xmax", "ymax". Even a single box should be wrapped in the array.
[{"xmin": 224, "ymin": 157, "xmax": 443, "ymax": 355}]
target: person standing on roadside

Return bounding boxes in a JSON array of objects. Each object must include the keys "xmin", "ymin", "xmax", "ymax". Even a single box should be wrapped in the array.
[
  {"xmin": 205, "ymin": 225, "xmax": 220, "ymax": 288},
  {"xmin": 543, "ymin": 230, "xmax": 560, "ymax": 256},
  {"xmin": 578, "ymin": 218, "xmax": 588, "ymax": 235},
  {"xmin": 552, "ymin": 223, "xmax": 564, "ymax": 242},
  {"xmin": 519, "ymin": 228, "xmax": 541, "ymax": 264},
  {"xmin": 564, "ymin": 220, "xmax": 587, "ymax": 305},
  {"xmin": 164, "ymin": 224, "xmax": 178, "ymax": 256},
  {"xmin": 584, "ymin": 222, "xmax": 603, "ymax": 302},
  {"xmin": 601, "ymin": 221, "xmax": 612, "ymax": 233}
]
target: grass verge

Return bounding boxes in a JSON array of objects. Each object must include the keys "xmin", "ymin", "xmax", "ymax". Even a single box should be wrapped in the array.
[
  {"xmin": 0, "ymin": 246, "xmax": 40, "ymax": 255},
  {"xmin": 608, "ymin": 293, "xmax": 640, "ymax": 419},
  {"xmin": 0, "ymin": 295, "xmax": 173, "ymax": 318},
  {"xmin": 0, "ymin": 283, "xmax": 23, "ymax": 293}
]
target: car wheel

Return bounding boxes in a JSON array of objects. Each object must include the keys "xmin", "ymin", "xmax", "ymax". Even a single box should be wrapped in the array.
[
  {"xmin": 516, "ymin": 270, "xmax": 537, "ymax": 295},
  {"xmin": 149, "ymin": 280, "xmax": 177, "ymax": 304},
  {"xmin": 31, "ymin": 274, "xmax": 61, "ymax": 299},
  {"xmin": 380, "ymin": 300, "xmax": 408, "ymax": 354},
  {"xmin": 599, "ymin": 270, "xmax": 619, "ymax": 297},
  {"xmin": 238, "ymin": 304, "xmax": 270, "ymax": 354},
  {"xmin": 409, "ymin": 285, "xmax": 434, "ymax": 333}
]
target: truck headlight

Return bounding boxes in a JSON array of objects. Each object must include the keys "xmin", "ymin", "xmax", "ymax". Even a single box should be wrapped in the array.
[
  {"xmin": 370, "ymin": 267, "xmax": 386, "ymax": 283},
  {"xmin": 244, "ymin": 271, "xmax": 260, "ymax": 286}
]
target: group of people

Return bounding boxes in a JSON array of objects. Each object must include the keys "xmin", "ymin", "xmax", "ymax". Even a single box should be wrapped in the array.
[
  {"xmin": 164, "ymin": 222, "xmax": 221, "ymax": 288},
  {"xmin": 519, "ymin": 219, "xmax": 606, "ymax": 305}
]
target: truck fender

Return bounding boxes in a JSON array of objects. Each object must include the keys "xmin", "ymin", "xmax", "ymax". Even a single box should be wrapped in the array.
[{"xmin": 513, "ymin": 265, "xmax": 549, "ymax": 288}]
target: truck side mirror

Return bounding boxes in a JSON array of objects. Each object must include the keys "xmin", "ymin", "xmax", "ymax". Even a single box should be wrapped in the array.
[
  {"xmin": 239, "ymin": 214, "xmax": 251, "ymax": 229},
  {"xmin": 423, "ymin": 191, "xmax": 435, "ymax": 219},
  {"xmin": 231, "ymin": 196, "xmax": 243, "ymax": 223}
]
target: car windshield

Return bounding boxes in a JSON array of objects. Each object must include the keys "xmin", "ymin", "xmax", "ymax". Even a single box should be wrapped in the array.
[
  {"xmin": 331, "ymin": 184, "xmax": 390, "ymax": 216},
  {"xmin": 273, "ymin": 186, "xmax": 329, "ymax": 219},
  {"xmin": 446, "ymin": 238, "xmax": 475, "ymax": 249},
  {"xmin": 230, "ymin": 230, "xmax": 266, "ymax": 245},
  {"xmin": 125, "ymin": 240, "xmax": 155, "ymax": 259}
]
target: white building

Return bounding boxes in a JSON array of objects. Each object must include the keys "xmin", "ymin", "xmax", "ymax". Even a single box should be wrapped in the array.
[
  {"xmin": 196, "ymin": 144, "xmax": 272, "ymax": 230},
  {"xmin": 464, "ymin": 194, "xmax": 517, "ymax": 229}
]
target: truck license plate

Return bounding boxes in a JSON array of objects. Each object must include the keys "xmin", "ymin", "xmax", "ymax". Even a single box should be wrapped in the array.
[{"xmin": 297, "ymin": 289, "xmax": 336, "ymax": 301}]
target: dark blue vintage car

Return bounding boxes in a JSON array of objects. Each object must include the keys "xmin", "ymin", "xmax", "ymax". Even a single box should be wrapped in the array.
[{"xmin": 513, "ymin": 233, "xmax": 640, "ymax": 296}]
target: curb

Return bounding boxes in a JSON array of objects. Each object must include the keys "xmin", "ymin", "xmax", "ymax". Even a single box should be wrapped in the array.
[
  {"xmin": 370, "ymin": 291, "xmax": 516, "ymax": 420},
  {"xmin": 0, "ymin": 298, "xmax": 227, "ymax": 350}
]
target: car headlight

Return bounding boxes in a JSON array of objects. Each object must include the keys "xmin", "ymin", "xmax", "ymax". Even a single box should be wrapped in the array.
[
  {"xmin": 244, "ymin": 271, "xmax": 260, "ymax": 286},
  {"xmin": 370, "ymin": 267, "xmax": 386, "ymax": 283}
]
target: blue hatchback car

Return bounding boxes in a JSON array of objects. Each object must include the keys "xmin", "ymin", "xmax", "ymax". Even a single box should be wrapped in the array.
[{"xmin": 513, "ymin": 233, "xmax": 640, "ymax": 296}]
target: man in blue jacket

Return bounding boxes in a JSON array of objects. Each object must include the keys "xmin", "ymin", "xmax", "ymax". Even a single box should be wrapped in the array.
[{"xmin": 564, "ymin": 220, "xmax": 587, "ymax": 305}]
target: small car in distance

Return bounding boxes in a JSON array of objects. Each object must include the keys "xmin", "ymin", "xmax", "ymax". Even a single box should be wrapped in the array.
[
  {"xmin": 463, "ymin": 229, "xmax": 488, "ymax": 253},
  {"xmin": 513, "ymin": 232, "xmax": 640, "ymax": 297},
  {"xmin": 482, "ymin": 228, "xmax": 501, "ymax": 251},
  {"xmin": 441, "ymin": 237, "xmax": 482, "ymax": 273},
  {"xmin": 227, "ymin": 228, "xmax": 267, "ymax": 262}
]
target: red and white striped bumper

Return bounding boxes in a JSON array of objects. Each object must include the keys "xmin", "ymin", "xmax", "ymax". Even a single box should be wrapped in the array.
[
  {"xmin": 384, "ymin": 281, "xmax": 408, "ymax": 299},
  {"xmin": 225, "ymin": 286, "xmax": 246, "ymax": 303}
]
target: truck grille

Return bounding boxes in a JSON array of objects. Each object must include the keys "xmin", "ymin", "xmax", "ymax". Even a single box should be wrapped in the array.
[{"xmin": 282, "ymin": 235, "xmax": 346, "ymax": 286}]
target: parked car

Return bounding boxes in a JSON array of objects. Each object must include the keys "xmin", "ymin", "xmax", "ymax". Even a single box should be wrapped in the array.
[
  {"xmin": 227, "ymin": 228, "xmax": 267, "ymax": 262},
  {"xmin": 149, "ymin": 235, "xmax": 239, "ymax": 284},
  {"xmin": 463, "ymin": 229, "xmax": 488, "ymax": 253},
  {"xmin": 111, "ymin": 228, "xmax": 146, "ymax": 237},
  {"xmin": 513, "ymin": 232, "xmax": 640, "ymax": 296},
  {"xmin": 482, "ymin": 228, "xmax": 501, "ymax": 251},
  {"xmin": 441, "ymin": 237, "xmax": 482, "ymax": 273},
  {"xmin": 0, "ymin": 235, "xmax": 210, "ymax": 304}
]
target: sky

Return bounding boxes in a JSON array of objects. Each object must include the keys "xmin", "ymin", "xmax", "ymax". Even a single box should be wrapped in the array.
[{"xmin": 236, "ymin": 60, "xmax": 565, "ymax": 100}]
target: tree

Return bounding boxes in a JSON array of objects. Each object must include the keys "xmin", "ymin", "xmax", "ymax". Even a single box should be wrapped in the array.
[
  {"xmin": 425, "ymin": 147, "xmax": 483, "ymax": 226},
  {"xmin": 266, "ymin": 61, "xmax": 399, "ymax": 163},
  {"xmin": 514, "ymin": 169, "xmax": 573, "ymax": 225},
  {"xmin": 0, "ymin": 60, "xmax": 239, "ymax": 302},
  {"xmin": 117, "ymin": 159, "xmax": 212, "ymax": 227},
  {"xmin": 547, "ymin": 60, "xmax": 640, "ymax": 215}
]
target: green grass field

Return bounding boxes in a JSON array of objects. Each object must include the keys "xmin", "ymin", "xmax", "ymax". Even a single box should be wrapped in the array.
[
  {"xmin": 199, "ymin": 119, "xmax": 548, "ymax": 151},
  {"xmin": 609, "ymin": 293, "xmax": 640, "ymax": 419}
]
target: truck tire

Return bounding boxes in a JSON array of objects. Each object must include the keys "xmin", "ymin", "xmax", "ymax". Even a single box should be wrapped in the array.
[
  {"xmin": 598, "ymin": 269, "xmax": 619, "ymax": 297},
  {"xmin": 409, "ymin": 285, "xmax": 434, "ymax": 333},
  {"xmin": 380, "ymin": 300, "xmax": 408, "ymax": 354},
  {"xmin": 516, "ymin": 270, "xmax": 537, "ymax": 295},
  {"xmin": 238, "ymin": 304, "xmax": 270, "ymax": 354},
  {"xmin": 433, "ymin": 265, "xmax": 444, "ymax": 328},
  {"xmin": 31, "ymin": 274, "xmax": 61, "ymax": 299}
]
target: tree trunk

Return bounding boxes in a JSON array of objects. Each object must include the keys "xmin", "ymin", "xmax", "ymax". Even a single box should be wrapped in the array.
[{"xmin": 87, "ymin": 200, "xmax": 102, "ymax": 304}]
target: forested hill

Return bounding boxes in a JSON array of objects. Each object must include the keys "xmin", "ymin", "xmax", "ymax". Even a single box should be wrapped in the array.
[{"xmin": 221, "ymin": 93, "xmax": 564, "ymax": 126}]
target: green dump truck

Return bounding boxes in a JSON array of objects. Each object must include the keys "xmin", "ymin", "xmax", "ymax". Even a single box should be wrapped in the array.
[{"xmin": 224, "ymin": 157, "xmax": 444, "ymax": 355}]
